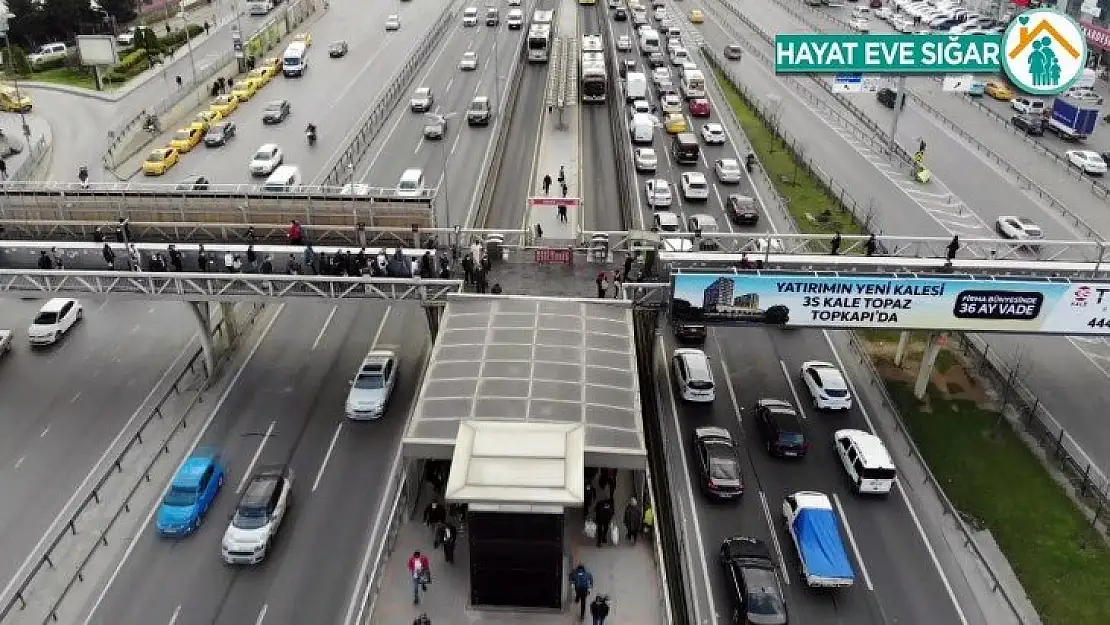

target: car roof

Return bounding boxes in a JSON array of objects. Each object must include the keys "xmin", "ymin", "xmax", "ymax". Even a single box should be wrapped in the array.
[
  {"xmin": 41, "ymin": 298, "xmax": 74, "ymax": 312},
  {"xmin": 690, "ymin": 213, "xmax": 717, "ymax": 226},
  {"xmin": 684, "ymin": 171, "xmax": 707, "ymax": 182},
  {"xmin": 360, "ymin": 349, "xmax": 396, "ymax": 371},
  {"xmin": 674, "ymin": 348, "xmax": 711, "ymax": 375},
  {"xmin": 806, "ymin": 361, "xmax": 846, "ymax": 386},
  {"xmin": 695, "ymin": 425, "xmax": 732, "ymax": 442},
  {"xmin": 175, "ymin": 455, "xmax": 214, "ymax": 487},
  {"xmin": 258, "ymin": 143, "xmax": 279, "ymax": 151},
  {"xmin": 655, "ymin": 211, "xmax": 679, "ymax": 225},
  {"xmin": 239, "ymin": 471, "xmax": 282, "ymax": 508},
  {"xmin": 717, "ymin": 157, "xmax": 739, "ymax": 166}
]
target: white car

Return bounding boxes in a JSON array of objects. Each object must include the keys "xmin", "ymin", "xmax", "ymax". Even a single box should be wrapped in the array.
[
  {"xmin": 801, "ymin": 361, "xmax": 853, "ymax": 411},
  {"xmin": 849, "ymin": 17, "xmax": 870, "ymax": 32},
  {"xmin": 634, "ymin": 147, "xmax": 658, "ymax": 172},
  {"xmin": 714, "ymin": 158, "xmax": 742, "ymax": 184},
  {"xmin": 346, "ymin": 350, "xmax": 399, "ymax": 419},
  {"xmin": 409, "ymin": 87, "xmax": 434, "ymax": 112},
  {"xmin": 0, "ymin": 329, "xmax": 12, "ymax": 356},
  {"xmin": 645, "ymin": 178, "xmax": 672, "ymax": 207},
  {"xmin": 681, "ymin": 172, "xmax": 709, "ymax": 200},
  {"xmin": 249, "ymin": 143, "xmax": 284, "ymax": 176},
  {"xmin": 1066, "ymin": 150, "xmax": 1107, "ymax": 175},
  {"xmin": 385, "ymin": 15, "xmax": 401, "ymax": 30},
  {"xmin": 459, "ymin": 51, "xmax": 479, "ymax": 71},
  {"xmin": 340, "ymin": 183, "xmax": 371, "ymax": 196},
  {"xmin": 654, "ymin": 211, "xmax": 681, "ymax": 232},
  {"xmin": 700, "ymin": 123, "xmax": 726, "ymax": 145},
  {"xmin": 652, "ymin": 66, "xmax": 671, "ymax": 85},
  {"xmin": 653, "ymin": 7, "xmax": 666, "ymax": 20},
  {"xmin": 221, "ymin": 467, "xmax": 293, "ymax": 564},
  {"xmin": 28, "ymin": 298, "xmax": 82, "ymax": 346},
  {"xmin": 672, "ymin": 348, "xmax": 715, "ymax": 403},
  {"xmin": 462, "ymin": 7, "xmax": 479, "ymax": 25},
  {"xmin": 617, "ymin": 35, "xmax": 633, "ymax": 52},
  {"xmin": 995, "ymin": 216, "xmax": 1044, "ymax": 241},
  {"xmin": 891, "ymin": 15, "xmax": 914, "ymax": 32},
  {"xmin": 629, "ymin": 99, "xmax": 651, "ymax": 117},
  {"xmin": 661, "ymin": 93, "xmax": 683, "ymax": 114}
]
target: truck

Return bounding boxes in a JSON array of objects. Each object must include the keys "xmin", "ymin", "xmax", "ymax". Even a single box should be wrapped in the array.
[
  {"xmin": 782, "ymin": 491, "xmax": 855, "ymax": 588},
  {"xmin": 1046, "ymin": 97, "xmax": 1099, "ymax": 142}
]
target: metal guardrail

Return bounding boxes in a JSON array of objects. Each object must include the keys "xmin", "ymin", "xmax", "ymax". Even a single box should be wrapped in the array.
[
  {"xmin": 841, "ymin": 331, "xmax": 1033, "ymax": 624},
  {"xmin": 11, "ymin": 137, "xmax": 50, "ymax": 183},
  {"xmin": 318, "ymin": 8, "xmax": 455, "ymax": 188},
  {"xmin": 0, "ymin": 303, "xmax": 263, "ymax": 623},
  {"xmin": 599, "ymin": 19, "xmax": 634, "ymax": 229}
]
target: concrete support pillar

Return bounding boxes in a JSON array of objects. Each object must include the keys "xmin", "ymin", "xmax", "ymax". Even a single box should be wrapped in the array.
[
  {"xmin": 893, "ymin": 331, "xmax": 911, "ymax": 367},
  {"xmin": 220, "ymin": 302, "xmax": 239, "ymax": 345},
  {"xmin": 186, "ymin": 301, "xmax": 217, "ymax": 380},
  {"xmin": 913, "ymin": 333, "xmax": 943, "ymax": 400}
]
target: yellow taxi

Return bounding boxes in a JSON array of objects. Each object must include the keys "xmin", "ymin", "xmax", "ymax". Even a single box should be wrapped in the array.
[
  {"xmin": 169, "ymin": 124, "xmax": 205, "ymax": 153},
  {"xmin": 984, "ymin": 81, "xmax": 1014, "ymax": 101},
  {"xmin": 260, "ymin": 57, "xmax": 281, "ymax": 79},
  {"xmin": 688, "ymin": 9, "xmax": 704, "ymax": 23},
  {"xmin": 247, "ymin": 67, "xmax": 272, "ymax": 86},
  {"xmin": 231, "ymin": 77, "xmax": 264, "ymax": 102},
  {"xmin": 0, "ymin": 85, "xmax": 32, "ymax": 113},
  {"xmin": 194, "ymin": 110, "xmax": 222, "ymax": 126},
  {"xmin": 209, "ymin": 94, "xmax": 240, "ymax": 117},
  {"xmin": 664, "ymin": 113, "xmax": 688, "ymax": 134},
  {"xmin": 293, "ymin": 32, "xmax": 312, "ymax": 47},
  {"xmin": 142, "ymin": 147, "xmax": 180, "ymax": 176}
]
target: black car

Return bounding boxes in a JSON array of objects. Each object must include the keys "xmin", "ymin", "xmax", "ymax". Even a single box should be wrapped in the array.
[
  {"xmin": 614, "ymin": 7, "xmax": 627, "ymax": 21},
  {"xmin": 423, "ymin": 115, "xmax": 447, "ymax": 140},
  {"xmin": 329, "ymin": 40, "xmax": 349, "ymax": 58},
  {"xmin": 204, "ymin": 121, "xmax": 236, "ymax": 147},
  {"xmin": 725, "ymin": 194, "xmax": 759, "ymax": 225},
  {"xmin": 1011, "ymin": 114, "xmax": 1044, "ymax": 136},
  {"xmin": 655, "ymin": 80, "xmax": 676, "ymax": 97},
  {"xmin": 876, "ymin": 87, "xmax": 905, "ymax": 109},
  {"xmin": 693, "ymin": 426, "xmax": 744, "ymax": 500},
  {"xmin": 262, "ymin": 99, "xmax": 291, "ymax": 124},
  {"xmin": 720, "ymin": 537, "xmax": 789, "ymax": 625},
  {"xmin": 175, "ymin": 175, "xmax": 210, "ymax": 191},
  {"xmin": 673, "ymin": 320, "xmax": 707, "ymax": 343},
  {"xmin": 723, "ymin": 44, "xmax": 743, "ymax": 60},
  {"xmin": 755, "ymin": 398, "xmax": 808, "ymax": 458}
]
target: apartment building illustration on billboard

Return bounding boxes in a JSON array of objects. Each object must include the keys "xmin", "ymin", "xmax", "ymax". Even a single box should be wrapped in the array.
[{"xmin": 672, "ymin": 276, "xmax": 790, "ymax": 325}]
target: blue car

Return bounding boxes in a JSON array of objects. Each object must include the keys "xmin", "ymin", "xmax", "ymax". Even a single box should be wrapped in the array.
[{"xmin": 156, "ymin": 448, "xmax": 226, "ymax": 536}]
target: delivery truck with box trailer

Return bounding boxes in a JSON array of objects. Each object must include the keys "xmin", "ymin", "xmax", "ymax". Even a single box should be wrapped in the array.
[{"xmin": 1046, "ymin": 97, "xmax": 1099, "ymax": 142}]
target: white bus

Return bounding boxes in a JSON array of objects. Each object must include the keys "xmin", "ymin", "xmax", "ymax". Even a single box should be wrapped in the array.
[
  {"xmin": 527, "ymin": 24, "xmax": 552, "ymax": 62},
  {"xmin": 581, "ymin": 51, "xmax": 607, "ymax": 102}
]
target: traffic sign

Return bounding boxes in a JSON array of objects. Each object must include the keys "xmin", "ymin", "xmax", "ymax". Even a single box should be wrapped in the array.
[
  {"xmin": 833, "ymin": 73, "xmax": 863, "ymax": 93},
  {"xmin": 942, "ymin": 74, "xmax": 975, "ymax": 93}
]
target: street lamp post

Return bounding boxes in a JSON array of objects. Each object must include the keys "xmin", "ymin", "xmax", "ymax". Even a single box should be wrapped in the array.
[{"xmin": 179, "ymin": 0, "xmax": 198, "ymax": 84}]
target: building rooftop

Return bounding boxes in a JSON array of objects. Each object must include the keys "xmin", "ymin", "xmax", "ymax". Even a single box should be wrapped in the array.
[{"xmin": 403, "ymin": 297, "xmax": 646, "ymax": 468}]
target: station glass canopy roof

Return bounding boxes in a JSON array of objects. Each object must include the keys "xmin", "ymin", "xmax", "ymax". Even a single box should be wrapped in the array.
[{"xmin": 403, "ymin": 298, "xmax": 646, "ymax": 468}]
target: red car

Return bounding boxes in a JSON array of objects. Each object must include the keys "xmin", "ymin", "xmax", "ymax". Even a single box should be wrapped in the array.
[{"xmin": 689, "ymin": 98, "xmax": 710, "ymax": 117}]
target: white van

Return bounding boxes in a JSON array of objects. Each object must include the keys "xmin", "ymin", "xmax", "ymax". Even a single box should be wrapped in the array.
[
  {"xmin": 629, "ymin": 112, "xmax": 654, "ymax": 144},
  {"xmin": 669, "ymin": 46, "xmax": 688, "ymax": 66},
  {"xmin": 639, "ymin": 28, "xmax": 660, "ymax": 55},
  {"xmin": 249, "ymin": 0, "xmax": 274, "ymax": 15},
  {"xmin": 834, "ymin": 429, "xmax": 897, "ymax": 495},
  {"xmin": 625, "ymin": 71, "xmax": 648, "ymax": 102},
  {"xmin": 262, "ymin": 165, "xmax": 302, "ymax": 192},
  {"xmin": 397, "ymin": 168, "xmax": 426, "ymax": 197},
  {"xmin": 282, "ymin": 41, "xmax": 309, "ymax": 77},
  {"xmin": 680, "ymin": 68, "xmax": 705, "ymax": 99},
  {"xmin": 507, "ymin": 8, "xmax": 524, "ymax": 29},
  {"xmin": 28, "ymin": 42, "xmax": 67, "ymax": 65}
]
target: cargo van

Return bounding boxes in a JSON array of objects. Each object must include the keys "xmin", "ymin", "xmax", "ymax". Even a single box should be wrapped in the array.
[
  {"xmin": 624, "ymin": 72, "xmax": 648, "ymax": 102},
  {"xmin": 397, "ymin": 168, "xmax": 426, "ymax": 197},
  {"xmin": 680, "ymin": 68, "xmax": 705, "ymax": 99},
  {"xmin": 669, "ymin": 46, "xmax": 688, "ymax": 66},
  {"xmin": 507, "ymin": 9, "xmax": 524, "ymax": 29},
  {"xmin": 672, "ymin": 132, "xmax": 699, "ymax": 163},
  {"xmin": 282, "ymin": 41, "xmax": 309, "ymax": 77},
  {"xmin": 262, "ymin": 165, "xmax": 302, "ymax": 193},
  {"xmin": 630, "ymin": 113, "xmax": 654, "ymax": 144},
  {"xmin": 639, "ymin": 28, "xmax": 660, "ymax": 55},
  {"xmin": 249, "ymin": 0, "xmax": 274, "ymax": 15}
]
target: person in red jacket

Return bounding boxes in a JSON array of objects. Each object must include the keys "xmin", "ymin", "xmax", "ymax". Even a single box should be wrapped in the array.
[{"xmin": 407, "ymin": 550, "xmax": 431, "ymax": 604}]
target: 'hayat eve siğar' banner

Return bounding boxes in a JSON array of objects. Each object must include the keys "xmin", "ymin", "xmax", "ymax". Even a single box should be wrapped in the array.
[{"xmin": 669, "ymin": 273, "xmax": 1110, "ymax": 335}]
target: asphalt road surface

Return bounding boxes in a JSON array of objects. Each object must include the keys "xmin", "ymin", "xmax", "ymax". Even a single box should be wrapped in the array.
[
  {"xmin": 0, "ymin": 300, "xmax": 198, "ymax": 600},
  {"xmin": 580, "ymin": 4, "xmax": 625, "ymax": 232},
  {"xmin": 351, "ymin": 4, "xmax": 528, "ymax": 227},
  {"xmin": 136, "ymin": 0, "xmax": 448, "ymax": 186},
  {"xmin": 80, "ymin": 300, "xmax": 430, "ymax": 625}
]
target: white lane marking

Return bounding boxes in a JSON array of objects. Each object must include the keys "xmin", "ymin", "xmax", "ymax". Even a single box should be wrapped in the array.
[
  {"xmin": 356, "ymin": 20, "xmax": 468, "ymax": 181},
  {"xmin": 312, "ymin": 423, "xmax": 344, "ymax": 493},
  {"xmin": 778, "ymin": 360, "xmax": 808, "ymax": 421},
  {"xmin": 312, "ymin": 305, "xmax": 338, "ymax": 351},
  {"xmin": 822, "ymin": 331, "xmax": 970, "ymax": 625},
  {"xmin": 758, "ymin": 490, "xmax": 790, "ymax": 586},
  {"xmin": 167, "ymin": 605, "xmax": 181, "ymax": 625},
  {"xmin": 14, "ymin": 456, "xmax": 25, "ymax": 470},
  {"xmin": 95, "ymin": 301, "xmax": 110, "ymax": 314},
  {"xmin": 237, "ymin": 420, "xmax": 276, "ymax": 494},
  {"xmin": 372, "ymin": 306, "xmax": 393, "ymax": 346},
  {"xmin": 39, "ymin": 426, "xmax": 50, "ymax": 438},
  {"xmin": 254, "ymin": 604, "xmax": 268, "ymax": 625},
  {"xmin": 70, "ymin": 392, "xmax": 82, "ymax": 403},
  {"xmin": 657, "ymin": 335, "xmax": 716, "ymax": 625},
  {"xmin": 832, "ymin": 492, "xmax": 875, "ymax": 592},
  {"xmin": 81, "ymin": 304, "xmax": 287, "ymax": 625},
  {"xmin": 345, "ymin": 431, "xmax": 407, "ymax": 625}
]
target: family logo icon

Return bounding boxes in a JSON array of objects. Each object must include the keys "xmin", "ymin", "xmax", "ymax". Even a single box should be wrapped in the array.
[{"xmin": 1001, "ymin": 9, "xmax": 1087, "ymax": 95}]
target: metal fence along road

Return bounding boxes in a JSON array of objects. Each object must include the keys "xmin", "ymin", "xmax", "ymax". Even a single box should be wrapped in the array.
[
  {"xmin": 10, "ymin": 137, "xmax": 50, "ymax": 183},
  {"xmin": 0, "ymin": 303, "xmax": 263, "ymax": 624},
  {"xmin": 318, "ymin": 7, "xmax": 456, "ymax": 188}
]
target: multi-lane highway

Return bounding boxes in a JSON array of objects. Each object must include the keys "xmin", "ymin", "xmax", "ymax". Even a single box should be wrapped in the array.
[
  {"xmin": 352, "ymin": 3, "xmax": 527, "ymax": 226},
  {"xmin": 696, "ymin": 0, "xmax": 1110, "ymax": 507},
  {"xmin": 81, "ymin": 301, "xmax": 429, "ymax": 625},
  {"xmin": 133, "ymin": 0, "xmax": 448, "ymax": 186},
  {"xmin": 0, "ymin": 301, "xmax": 198, "ymax": 598}
]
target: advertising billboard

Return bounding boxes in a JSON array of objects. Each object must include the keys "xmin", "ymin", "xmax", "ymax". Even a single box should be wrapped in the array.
[{"xmin": 670, "ymin": 273, "xmax": 1110, "ymax": 335}]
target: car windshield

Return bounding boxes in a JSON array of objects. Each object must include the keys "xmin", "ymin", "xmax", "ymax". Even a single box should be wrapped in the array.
[
  {"xmin": 415, "ymin": 89, "xmax": 429, "ymax": 97},
  {"xmin": 689, "ymin": 181, "xmax": 707, "ymax": 189},
  {"xmin": 355, "ymin": 373, "xmax": 384, "ymax": 389},
  {"xmin": 146, "ymin": 152, "xmax": 165, "ymax": 163},
  {"xmin": 164, "ymin": 485, "xmax": 198, "ymax": 507},
  {"xmin": 265, "ymin": 103, "xmax": 284, "ymax": 113},
  {"xmin": 233, "ymin": 504, "xmax": 270, "ymax": 529},
  {"xmin": 253, "ymin": 150, "xmax": 274, "ymax": 161},
  {"xmin": 707, "ymin": 447, "xmax": 739, "ymax": 480},
  {"xmin": 778, "ymin": 431, "xmax": 804, "ymax": 445},
  {"xmin": 33, "ymin": 311, "xmax": 58, "ymax": 325},
  {"xmin": 744, "ymin": 568, "xmax": 787, "ymax": 616}
]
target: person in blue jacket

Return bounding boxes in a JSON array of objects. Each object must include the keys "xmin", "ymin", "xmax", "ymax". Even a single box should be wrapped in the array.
[{"xmin": 569, "ymin": 563, "xmax": 593, "ymax": 620}]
